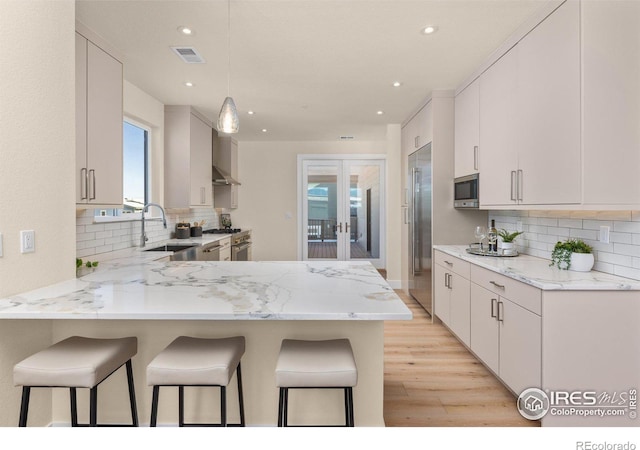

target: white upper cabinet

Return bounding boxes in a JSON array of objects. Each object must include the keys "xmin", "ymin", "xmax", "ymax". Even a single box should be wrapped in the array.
[
  {"xmin": 582, "ymin": 0, "xmax": 640, "ymax": 206},
  {"xmin": 454, "ymin": 79, "xmax": 480, "ymax": 178},
  {"xmin": 479, "ymin": 48, "xmax": 519, "ymax": 207},
  {"xmin": 516, "ymin": 0, "xmax": 580, "ymax": 206},
  {"xmin": 76, "ymin": 32, "xmax": 123, "ymax": 207},
  {"xmin": 402, "ymin": 103, "xmax": 433, "ymax": 155},
  {"xmin": 478, "ymin": 0, "xmax": 580, "ymax": 207},
  {"xmin": 164, "ymin": 106, "xmax": 213, "ymax": 209}
]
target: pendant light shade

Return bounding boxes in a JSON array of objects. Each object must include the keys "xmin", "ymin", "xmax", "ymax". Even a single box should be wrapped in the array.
[
  {"xmin": 217, "ymin": 0, "xmax": 239, "ymax": 134},
  {"xmin": 217, "ymin": 96, "xmax": 239, "ymax": 134}
]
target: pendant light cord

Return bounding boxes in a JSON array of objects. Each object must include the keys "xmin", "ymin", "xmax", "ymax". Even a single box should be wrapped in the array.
[{"xmin": 227, "ymin": 0, "xmax": 231, "ymax": 96}]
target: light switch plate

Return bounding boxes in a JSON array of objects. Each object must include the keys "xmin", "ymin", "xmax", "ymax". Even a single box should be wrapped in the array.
[{"xmin": 599, "ymin": 225, "xmax": 610, "ymax": 244}]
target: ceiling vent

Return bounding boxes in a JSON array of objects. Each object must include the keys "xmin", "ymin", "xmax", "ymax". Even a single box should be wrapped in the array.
[{"xmin": 170, "ymin": 46, "xmax": 205, "ymax": 64}]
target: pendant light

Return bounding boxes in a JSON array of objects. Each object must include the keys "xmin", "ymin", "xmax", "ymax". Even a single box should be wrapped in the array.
[{"xmin": 217, "ymin": 0, "xmax": 239, "ymax": 134}]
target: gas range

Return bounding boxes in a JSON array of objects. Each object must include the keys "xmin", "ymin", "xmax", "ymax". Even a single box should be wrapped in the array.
[{"xmin": 203, "ymin": 228, "xmax": 242, "ymax": 234}]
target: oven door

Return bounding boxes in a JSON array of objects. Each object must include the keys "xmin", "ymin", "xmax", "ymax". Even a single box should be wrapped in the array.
[{"xmin": 232, "ymin": 243, "xmax": 251, "ymax": 261}]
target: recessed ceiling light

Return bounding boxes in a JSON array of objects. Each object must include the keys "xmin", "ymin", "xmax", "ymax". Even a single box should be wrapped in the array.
[
  {"xmin": 422, "ymin": 25, "xmax": 438, "ymax": 35},
  {"xmin": 178, "ymin": 26, "xmax": 193, "ymax": 35},
  {"xmin": 340, "ymin": 136, "xmax": 355, "ymax": 140},
  {"xmin": 261, "ymin": 129, "xmax": 268, "ymax": 133},
  {"xmin": 377, "ymin": 110, "xmax": 384, "ymax": 115},
  {"xmin": 248, "ymin": 111, "xmax": 255, "ymax": 115},
  {"xmin": 393, "ymin": 81, "xmax": 402, "ymax": 87},
  {"xmin": 184, "ymin": 81, "xmax": 194, "ymax": 87}
]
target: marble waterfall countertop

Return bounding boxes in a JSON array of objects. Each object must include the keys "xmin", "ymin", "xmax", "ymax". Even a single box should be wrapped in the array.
[
  {"xmin": 434, "ymin": 245, "xmax": 640, "ymax": 291},
  {"xmin": 0, "ymin": 256, "xmax": 412, "ymax": 320}
]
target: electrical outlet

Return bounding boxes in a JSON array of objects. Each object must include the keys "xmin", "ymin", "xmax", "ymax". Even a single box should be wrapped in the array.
[
  {"xmin": 599, "ymin": 225, "xmax": 610, "ymax": 244},
  {"xmin": 20, "ymin": 230, "xmax": 35, "ymax": 253}
]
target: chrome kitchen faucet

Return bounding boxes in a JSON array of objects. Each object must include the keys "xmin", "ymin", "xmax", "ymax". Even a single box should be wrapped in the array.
[{"xmin": 140, "ymin": 203, "xmax": 167, "ymax": 247}]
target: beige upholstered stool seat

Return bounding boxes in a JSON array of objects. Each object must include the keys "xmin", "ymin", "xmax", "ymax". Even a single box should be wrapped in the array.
[
  {"xmin": 147, "ymin": 336, "xmax": 246, "ymax": 427},
  {"xmin": 275, "ymin": 338, "xmax": 357, "ymax": 427},
  {"xmin": 147, "ymin": 336, "xmax": 245, "ymax": 386},
  {"xmin": 14, "ymin": 336, "xmax": 137, "ymax": 388},
  {"xmin": 13, "ymin": 336, "xmax": 139, "ymax": 427},
  {"xmin": 275, "ymin": 338, "xmax": 357, "ymax": 388}
]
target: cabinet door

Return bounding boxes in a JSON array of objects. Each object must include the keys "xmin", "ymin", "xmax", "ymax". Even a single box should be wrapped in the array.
[
  {"xmin": 517, "ymin": 0, "xmax": 580, "ymax": 205},
  {"xmin": 416, "ymin": 103, "xmax": 433, "ymax": 149},
  {"xmin": 479, "ymin": 48, "xmax": 518, "ymax": 207},
  {"xmin": 86, "ymin": 41, "xmax": 123, "ymax": 205},
  {"xmin": 75, "ymin": 33, "xmax": 88, "ymax": 204},
  {"xmin": 498, "ymin": 298, "xmax": 541, "ymax": 394},
  {"xmin": 449, "ymin": 272, "xmax": 471, "ymax": 347},
  {"xmin": 454, "ymin": 79, "xmax": 479, "ymax": 178},
  {"xmin": 189, "ymin": 114, "xmax": 213, "ymax": 207},
  {"xmin": 433, "ymin": 264, "xmax": 450, "ymax": 326},
  {"xmin": 470, "ymin": 283, "xmax": 499, "ymax": 374},
  {"xmin": 582, "ymin": 0, "xmax": 640, "ymax": 206}
]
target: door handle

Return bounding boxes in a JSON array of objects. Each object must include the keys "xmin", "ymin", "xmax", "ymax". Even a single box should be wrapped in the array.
[
  {"xmin": 497, "ymin": 301, "xmax": 504, "ymax": 322},
  {"xmin": 89, "ymin": 169, "xmax": 96, "ymax": 200},
  {"xmin": 474, "ymin": 146, "xmax": 478, "ymax": 171},
  {"xmin": 510, "ymin": 171, "xmax": 517, "ymax": 201},
  {"xmin": 345, "ymin": 222, "xmax": 350, "ymax": 233},
  {"xmin": 517, "ymin": 169, "xmax": 523, "ymax": 201},
  {"xmin": 80, "ymin": 168, "xmax": 88, "ymax": 200},
  {"xmin": 491, "ymin": 298, "xmax": 497, "ymax": 318},
  {"xmin": 338, "ymin": 222, "xmax": 343, "ymax": 233}
]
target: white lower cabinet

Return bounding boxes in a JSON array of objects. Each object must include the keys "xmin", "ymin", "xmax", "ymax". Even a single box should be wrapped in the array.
[
  {"xmin": 469, "ymin": 266, "xmax": 542, "ymax": 395},
  {"xmin": 434, "ymin": 251, "xmax": 471, "ymax": 347},
  {"xmin": 470, "ymin": 283, "xmax": 541, "ymax": 395},
  {"xmin": 219, "ymin": 237, "xmax": 231, "ymax": 262}
]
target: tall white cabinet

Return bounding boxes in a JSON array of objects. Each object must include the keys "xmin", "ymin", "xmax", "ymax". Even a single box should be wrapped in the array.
[
  {"xmin": 164, "ymin": 106, "xmax": 213, "ymax": 209},
  {"xmin": 75, "ymin": 31, "xmax": 123, "ymax": 207},
  {"xmin": 478, "ymin": 0, "xmax": 580, "ymax": 207}
]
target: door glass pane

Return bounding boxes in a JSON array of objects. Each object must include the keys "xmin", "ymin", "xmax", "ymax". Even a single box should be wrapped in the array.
[
  {"xmin": 307, "ymin": 166, "xmax": 338, "ymax": 259},
  {"xmin": 348, "ymin": 164, "xmax": 380, "ymax": 259}
]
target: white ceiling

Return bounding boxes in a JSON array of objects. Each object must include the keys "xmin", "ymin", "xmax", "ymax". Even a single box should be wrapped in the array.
[{"xmin": 76, "ymin": 0, "xmax": 545, "ymax": 142}]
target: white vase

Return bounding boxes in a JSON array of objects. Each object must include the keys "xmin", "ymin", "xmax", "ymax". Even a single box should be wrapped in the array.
[{"xmin": 569, "ymin": 253, "xmax": 594, "ymax": 272}]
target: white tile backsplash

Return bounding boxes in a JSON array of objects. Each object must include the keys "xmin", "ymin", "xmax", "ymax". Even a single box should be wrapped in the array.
[
  {"xmin": 489, "ymin": 210, "xmax": 640, "ymax": 281},
  {"xmin": 76, "ymin": 208, "xmax": 219, "ymax": 258}
]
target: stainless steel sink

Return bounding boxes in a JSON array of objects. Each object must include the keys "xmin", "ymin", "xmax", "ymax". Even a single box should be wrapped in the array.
[{"xmin": 144, "ymin": 244, "xmax": 197, "ymax": 252}]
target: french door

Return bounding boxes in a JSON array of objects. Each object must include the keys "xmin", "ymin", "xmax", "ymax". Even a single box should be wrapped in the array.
[{"xmin": 299, "ymin": 156, "xmax": 385, "ymax": 268}]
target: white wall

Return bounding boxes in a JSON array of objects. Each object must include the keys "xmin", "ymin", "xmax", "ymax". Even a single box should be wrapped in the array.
[
  {"xmin": 0, "ymin": 0, "xmax": 76, "ymax": 426},
  {"xmin": 229, "ymin": 138, "xmax": 402, "ymax": 285}
]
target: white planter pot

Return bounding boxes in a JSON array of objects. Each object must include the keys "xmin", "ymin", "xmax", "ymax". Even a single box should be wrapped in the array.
[
  {"xmin": 569, "ymin": 253, "xmax": 594, "ymax": 272},
  {"xmin": 500, "ymin": 242, "xmax": 514, "ymax": 251}
]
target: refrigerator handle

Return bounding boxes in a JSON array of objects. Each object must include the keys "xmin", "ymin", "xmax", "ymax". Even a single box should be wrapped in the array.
[{"xmin": 412, "ymin": 168, "xmax": 422, "ymax": 275}]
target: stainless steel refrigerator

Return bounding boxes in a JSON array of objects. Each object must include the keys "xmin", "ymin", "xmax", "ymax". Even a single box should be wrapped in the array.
[{"xmin": 409, "ymin": 143, "xmax": 432, "ymax": 315}]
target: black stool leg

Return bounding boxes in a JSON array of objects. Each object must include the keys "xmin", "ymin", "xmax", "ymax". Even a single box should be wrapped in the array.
[
  {"xmin": 236, "ymin": 363, "xmax": 245, "ymax": 426},
  {"xmin": 89, "ymin": 386, "xmax": 98, "ymax": 427},
  {"xmin": 18, "ymin": 387, "xmax": 30, "ymax": 427},
  {"xmin": 178, "ymin": 386, "xmax": 185, "ymax": 427},
  {"xmin": 150, "ymin": 386, "xmax": 159, "ymax": 427},
  {"xmin": 125, "ymin": 360, "xmax": 139, "ymax": 426},
  {"xmin": 347, "ymin": 387, "xmax": 354, "ymax": 427},
  {"xmin": 277, "ymin": 388, "xmax": 284, "ymax": 427},
  {"xmin": 70, "ymin": 388, "xmax": 78, "ymax": 427},
  {"xmin": 220, "ymin": 386, "xmax": 227, "ymax": 427},
  {"xmin": 283, "ymin": 388, "xmax": 289, "ymax": 427}
]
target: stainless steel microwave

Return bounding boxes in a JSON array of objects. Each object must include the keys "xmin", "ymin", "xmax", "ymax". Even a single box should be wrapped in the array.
[{"xmin": 454, "ymin": 174, "xmax": 479, "ymax": 208}]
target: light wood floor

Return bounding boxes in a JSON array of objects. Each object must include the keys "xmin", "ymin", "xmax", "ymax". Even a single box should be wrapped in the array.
[{"xmin": 383, "ymin": 291, "xmax": 540, "ymax": 427}]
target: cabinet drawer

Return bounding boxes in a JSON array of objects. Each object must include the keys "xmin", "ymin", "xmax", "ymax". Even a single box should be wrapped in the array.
[
  {"xmin": 470, "ymin": 265, "xmax": 541, "ymax": 315},
  {"xmin": 434, "ymin": 250, "xmax": 470, "ymax": 278}
]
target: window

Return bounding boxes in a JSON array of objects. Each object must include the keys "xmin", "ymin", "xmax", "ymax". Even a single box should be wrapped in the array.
[{"xmin": 95, "ymin": 120, "xmax": 149, "ymax": 218}]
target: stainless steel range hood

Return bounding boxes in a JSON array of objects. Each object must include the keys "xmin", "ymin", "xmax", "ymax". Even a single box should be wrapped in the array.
[{"xmin": 212, "ymin": 165, "xmax": 241, "ymax": 186}]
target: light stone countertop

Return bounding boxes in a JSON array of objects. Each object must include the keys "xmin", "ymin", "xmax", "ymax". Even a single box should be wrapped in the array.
[
  {"xmin": 0, "ymin": 251, "xmax": 412, "ymax": 320},
  {"xmin": 434, "ymin": 245, "xmax": 640, "ymax": 291}
]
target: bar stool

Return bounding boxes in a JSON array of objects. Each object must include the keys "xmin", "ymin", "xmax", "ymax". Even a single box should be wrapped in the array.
[
  {"xmin": 147, "ymin": 336, "xmax": 245, "ymax": 427},
  {"xmin": 14, "ymin": 336, "xmax": 139, "ymax": 427},
  {"xmin": 275, "ymin": 338, "xmax": 357, "ymax": 427}
]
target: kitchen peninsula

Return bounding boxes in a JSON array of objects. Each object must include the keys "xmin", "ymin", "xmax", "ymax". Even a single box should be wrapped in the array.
[{"xmin": 0, "ymin": 254, "xmax": 411, "ymax": 426}]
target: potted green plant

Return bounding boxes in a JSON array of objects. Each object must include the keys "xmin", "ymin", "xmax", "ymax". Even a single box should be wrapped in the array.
[
  {"xmin": 76, "ymin": 258, "xmax": 99, "ymax": 277},
  {"xmin": 549, "ymin": 239, "xmax": 594, "ymax": 272},
  {"xmin": 497, "ymin": 229, "xmax": 524, "ymax": 253}
]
